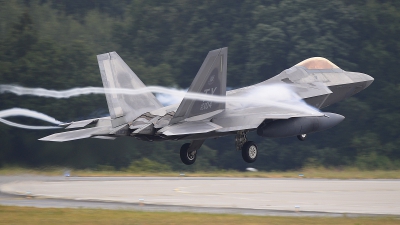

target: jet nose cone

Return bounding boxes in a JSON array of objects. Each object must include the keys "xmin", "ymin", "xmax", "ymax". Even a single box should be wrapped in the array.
[
  {"xmin": 320, "ymin": 113, "xmax": 345, "ymax": 130},
  {"xmin": 363, "ymin": 74, "xmax": 374, "ymax": 89},
  {"xmin": 325, "ymin": 112, "xmax": 345, "ymax": 121}
]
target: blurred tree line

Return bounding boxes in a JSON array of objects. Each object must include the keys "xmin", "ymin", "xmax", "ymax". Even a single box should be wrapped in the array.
[{"xmin": 0, "ymin": 0, "xmax": 399, "ymax": 171}]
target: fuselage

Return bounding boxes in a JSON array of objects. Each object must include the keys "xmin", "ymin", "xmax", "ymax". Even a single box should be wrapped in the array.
[{"xmin": 135, "ymin": 57, "xmax": 374, "ymax": 142}]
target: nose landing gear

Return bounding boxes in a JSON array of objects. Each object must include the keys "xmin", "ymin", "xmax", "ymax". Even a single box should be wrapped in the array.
[{"xmin": 297, "ymin": 134, "xmax": 307, "ymax": 141}]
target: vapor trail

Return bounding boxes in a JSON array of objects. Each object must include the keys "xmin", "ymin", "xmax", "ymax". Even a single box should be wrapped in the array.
[
  {"xmin": 0, "ymin": 108, "xmax": 62, "ymax": 129},
  {"xmin": 155, "ymin": 88, "xmax": 187, "ymax": 106},
  {"xmin": 0, "ymin": 84, "xmax": 321, "ymax": 115},
  {"xmin": 0, "ymin": 118, "xmax": 60, "ymax": 129},
  {"xmin": 0, "ymin": 85, "xmax": 187, "ymax": 98},
  {"xmin": 0, "ymin": 84, "xmax": 301, "ymax": 104}
]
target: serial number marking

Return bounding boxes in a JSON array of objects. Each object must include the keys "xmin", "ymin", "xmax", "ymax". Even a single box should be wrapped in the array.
[{"xmin": 200, "ymin": 87, "xmax": 217, "ymax": 111}]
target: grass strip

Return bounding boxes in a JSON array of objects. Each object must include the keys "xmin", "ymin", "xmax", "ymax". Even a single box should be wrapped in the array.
[{"xmin": 0, "ymin": 206, "xmax": 399, "ymax": 225}]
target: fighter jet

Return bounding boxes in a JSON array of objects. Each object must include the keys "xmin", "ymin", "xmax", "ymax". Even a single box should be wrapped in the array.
[{"xmin": 39, "ymin": 47, "xmax": 374, "ymax": 165}]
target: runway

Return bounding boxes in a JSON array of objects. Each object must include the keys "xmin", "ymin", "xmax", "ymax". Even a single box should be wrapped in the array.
[{"xmin": 1, "ymin": 176, "xmax": 399, "ymax": 217}]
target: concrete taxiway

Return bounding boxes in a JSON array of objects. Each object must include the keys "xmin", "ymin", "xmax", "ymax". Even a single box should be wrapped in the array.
[{"xmin": 0, "ymin": 176, "xmax": 399, "ymax": 217}]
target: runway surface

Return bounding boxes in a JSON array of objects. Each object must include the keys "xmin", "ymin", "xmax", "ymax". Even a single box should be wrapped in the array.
[{"xmin": 1, "ymin": 176, "xmax": 399, "ymax": 217}]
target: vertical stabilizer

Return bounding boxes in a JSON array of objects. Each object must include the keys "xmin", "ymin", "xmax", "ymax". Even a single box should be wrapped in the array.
[
  {"xmin": 97, "ymin": 52, "xmax": 163, "ymax": 127},
  {"xmin": 170, "ymin": 47, "xmax": 228, "ymax": 124}
]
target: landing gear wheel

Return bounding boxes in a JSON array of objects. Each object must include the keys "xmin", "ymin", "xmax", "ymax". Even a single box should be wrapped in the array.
[
  {"xmin": 297, "ymin": 134, "xmax": 307, "ymax": 141},
  {"xmin": 180, "ymin": 143, "xmax": 196, "ymax": 165},
  {"xmin": 242, "ymin": 141, "xmax": 258, "ymax": 163}
]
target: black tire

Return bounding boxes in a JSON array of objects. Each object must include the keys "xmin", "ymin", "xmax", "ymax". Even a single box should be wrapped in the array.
[
  {"xmin": 297, "ymin": 134, "xmax": 307, "ymax": 141},
  {"xmin": 241, "ymin": 141, "xmax": 258, "ymax": 163},
  {"xmin": 180, "ymin": 143, "xmax": 196, "ymax": 165}
]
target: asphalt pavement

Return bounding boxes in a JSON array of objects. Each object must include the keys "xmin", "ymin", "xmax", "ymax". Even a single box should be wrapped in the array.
[{"xmin": 1, "ymin": 176, "xmax": 399, "ymax": 217}]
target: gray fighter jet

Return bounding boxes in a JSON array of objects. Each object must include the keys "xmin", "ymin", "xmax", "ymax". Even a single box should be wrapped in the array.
[{"xmin": 40, "ymin": 47, "xmax": 374, "ymax": 165}]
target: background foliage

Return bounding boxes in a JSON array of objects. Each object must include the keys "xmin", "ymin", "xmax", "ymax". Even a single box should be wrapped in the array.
[{"xmin": 0, "ymin": 0, "xmax": 399, "ymax": 171}]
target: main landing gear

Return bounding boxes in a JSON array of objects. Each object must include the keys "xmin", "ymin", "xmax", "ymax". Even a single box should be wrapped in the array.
[
  {"xmin": 180, "ymin": 140, "xmax": 205, "ymax": 165},
  {"xmin": 180, "ymin": 131, "xmax": 259, "ymax": 165},
  {"xmin": 236, "ymin": 131, "xmax": 258, "ymax": 163},
  {"xmin": 180, "ymin": 131, "xmax": 307, "ymax": 165},
  {"xmin": 180, "ymin": 143, "xmax": 196, "ymax": 165}
]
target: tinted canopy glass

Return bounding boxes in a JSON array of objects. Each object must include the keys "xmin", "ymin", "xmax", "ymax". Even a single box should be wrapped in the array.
[{"xmin": 295, "ymin": 57, "xmax": 339, "ymax": 69}]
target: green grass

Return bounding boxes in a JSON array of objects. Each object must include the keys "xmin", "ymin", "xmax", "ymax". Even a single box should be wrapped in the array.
[
  {"xmin": 1, "ymin": 166, "xmax": 400, "ymax": 179},
  {"xmin": 0, "ymin": 206, "xmax": 399, "ymax": 225}
]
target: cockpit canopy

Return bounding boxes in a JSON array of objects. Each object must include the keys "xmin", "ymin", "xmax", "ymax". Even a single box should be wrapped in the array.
[{"xmin": 295, "ymin": 57, "xmax": 339, "ymax": 69}]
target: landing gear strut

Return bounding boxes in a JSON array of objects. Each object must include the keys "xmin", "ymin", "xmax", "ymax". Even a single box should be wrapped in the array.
[
  {"xmin": 235, "ymin": 130, "xmax": 248, "ymax": 151},
  {"xmin": 235, "ymin": 131, "xmax": 258, "ymax": 163}
]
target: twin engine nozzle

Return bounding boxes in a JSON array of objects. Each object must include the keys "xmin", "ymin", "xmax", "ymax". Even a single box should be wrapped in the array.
[{"xmin": 257, "ymin": 113, "xmax": 345, "ymax": 138}]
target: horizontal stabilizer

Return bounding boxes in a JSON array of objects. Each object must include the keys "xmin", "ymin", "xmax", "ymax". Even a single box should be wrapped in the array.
[
  {"xmin": 39, "ymin": 127, "xmax": 111, "ymax": 142},
  {"xmin": 159, "ymin": 121, "xmax": 222, "ymax": 136}
]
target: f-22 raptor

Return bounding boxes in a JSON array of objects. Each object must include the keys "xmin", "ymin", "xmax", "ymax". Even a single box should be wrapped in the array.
[{"xmin": 40, "ymin": 47, "xmax": 374, "ymax": 165}]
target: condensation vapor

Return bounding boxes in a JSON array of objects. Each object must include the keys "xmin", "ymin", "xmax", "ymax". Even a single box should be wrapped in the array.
[
  {"xmin": 237, "ymin": 84, "xmax": 319, "ymax": 114},
  {"xmin": 155, "ymin": 88, "xmax": 187, "ymax": 106},
  {"xmin": 0, "ymin": 84, "xmax": 321, "ymax": 115},
  {"xmin": 0, "ymin": 108, "xmax": 62, "ymax": 129}
]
